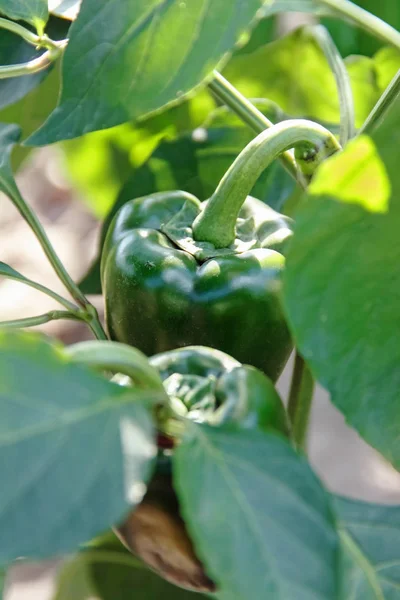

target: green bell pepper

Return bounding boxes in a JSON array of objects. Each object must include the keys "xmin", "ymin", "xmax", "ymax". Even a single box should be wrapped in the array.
[
  {"xmin": 102, "ymin": 191, "xmax": 292, "ymax": 380},
  {"xmin": 102, "ymin": 121, "xmax": 339, "ymax": 380}
]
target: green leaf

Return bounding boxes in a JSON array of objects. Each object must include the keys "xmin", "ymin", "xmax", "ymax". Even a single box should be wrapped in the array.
[
  {"xmin": 308, "ymin": 136, "xmax": 390, "ymax": 213},
  {"xmin": 27, "ymin": 0, "xmax": 271, "ymax": 145},
  {"xmin": 79, "ymin": 101, "xmax": 295, "ymax": 295},
  {"xmin": 335, "ymin": 496, "xmax": 400, "ymax": 599},
  {"xmin": 223, "ymin": 27, "xmax": 400, "ymax": 129},
  {"xmin": 0, "ymin": 330, "xmax": 157, "ymax": 563},
  {"xmin": 53, "ymin": 531, "xmax": 208, "ymax": 600},
  {"xmin": 283, "ymin": 89, "xmax": 400, "ymax": 467},
  {"xmin": 174, "ymin": 425, "xmax": 339, "ymax": 600},
  {"xmin": 0, "ymin": 0, "xmax": 48, "ymax": 32},
  {"xmin": 49, "ymin": 0, "xmax": 81, "ymax": 20}
]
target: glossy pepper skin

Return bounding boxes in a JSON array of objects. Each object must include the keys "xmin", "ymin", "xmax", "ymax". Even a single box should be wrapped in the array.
[
  {"xmin": 101, "ymin": 191, "xmax": 293, "ymax": 381},
  {"xmin": 150, "ymin": 346, "xmax": 289, "ymax": 434}
]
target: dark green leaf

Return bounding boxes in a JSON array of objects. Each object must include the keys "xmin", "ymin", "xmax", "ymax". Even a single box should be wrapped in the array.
[
  {"xmin": 27, "ymin": 0, "xmax": 269, "ymax": 145},
  {"xmin": 223, "ymin": 27, "xmax": 400, "ymax": 128},
  {"xmin": 174, "ymin": 425, "xmax": 339, "ymax": 600},
  {"xmin": 49, "ymin": 0, "xmax": 80, "ymax": 20},
  {"xmin": 53, "ymin": 532, "xmax": 208, "ymax": 600},
  {"xmin": 283, "ymin": 91, "xmax": 400, "ymax": 467},
  {"xmin": 335, "ymin": 496, "xmax": 400, "ymax": 599},
  {"xmin": 79, "ymin": 101, "xmax": 295, "ymax": 295},
  {"xmin": 0, "ymin": 0, "xmax": 47, "ymax": 31},
  {"xmin": 0, "ymin": 330, "xmax": 157, "ymax": 563}
]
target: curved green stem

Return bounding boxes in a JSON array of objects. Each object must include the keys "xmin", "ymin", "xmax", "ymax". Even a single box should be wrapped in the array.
[
  {"xmin": 208, "ymin": 72, "xmax": 300, "ymax": 185},
  {"xmin": 0, "ymin": 310, "xmax": 83, "ymax": 329},
  {"xmin": 2, "ymin": 176, "xmax": 88, "ymax": 308},
  {"xmin": 307, "ymin": 25, "xmax": 355, "ymax": 146},
  {"xmin": 193, "ymin": 119, "xmax": 341, "ymax": 248},
  {"xmin": 359, "ymin": 68, "xmax": 400, "ymax": 136},
  {"xmin": 0, "ymin": 17, "xmax": 66, "ymax": 51},
  {"xmin": 288, "ymin": 352, "xmax": 315, "ymax": 451},
  {"xmin": 0, "ymin": 41, "xmax": 66, "ymax": 79},
  {"xmin": 0, "ymin": 17, "xmax": 41, "ymax": 46},
  {"xmin": 65, "ymin": 341, "xmax": 166, "ymax": 393},
  {"xmin": 0, "ymin": 264, "xmax": 78, "ymax": 312},
  {"xmin": 318, "ymin": 0, "xmax": 400, "ymax": 51}
]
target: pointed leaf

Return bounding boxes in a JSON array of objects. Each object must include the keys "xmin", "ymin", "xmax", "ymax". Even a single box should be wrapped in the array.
[
  {"xmin": 0, "ymin": 330, "xmax": 157, "ymax": 563},
  {"xmin": 174, "ymin": 425, "xmax": 340, "ymax": 600},
  {"xmin": 283, "ymin": 89, "xmax": 400, "ymax": 467},
  {"xmin": 27, "ymin": 0, "xmax": 272, "ymax": 145}
]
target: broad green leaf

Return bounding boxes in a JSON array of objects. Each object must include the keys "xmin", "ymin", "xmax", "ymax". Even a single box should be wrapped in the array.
[
  {"xmin": 0, "ymin": 569, "xmax": 4, "ymax": 599},
  {"xmin": 53, "ymin": 532, "xmax": 208, "ymax": 600},
  {"xmin": 335, "ymin": 496, "xmax": 400, "ymax": 599},
  {"xmin": 174, "ymin": 425, "xmax": 339, "ymax": 600},
  {"xmin": 49, "ymin": 0, "xmax": 80, "ymax": 19},
  {"xmin": 27, "ymin": 0, "xmax": 271, "ymax": 145},
  {"xmin": 223, "ymin": 28, "xmax": 400, "ymax": 129},
  {"xmin": 309, "ymin": 136, "xmax": 390, "ymax": 213},
  {"xmin": 0, "ymin": 0, "xmax": 48, "ymax": 32},
  {"xmin": 78, "ymin": 101, "xmax": 295, "ymax": 295},
  {"xmin": 283, "ymin": 91, "xmax": 400, "ymax": 467},
  {"xmin": 0, "ymin": 330, "xmax": 157, "ymax": 563}
]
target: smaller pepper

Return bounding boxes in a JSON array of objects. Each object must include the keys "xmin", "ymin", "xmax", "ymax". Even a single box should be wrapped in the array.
[{"xmin": 150, "ymin": 345, "xmax": 289, "ymax": 435}]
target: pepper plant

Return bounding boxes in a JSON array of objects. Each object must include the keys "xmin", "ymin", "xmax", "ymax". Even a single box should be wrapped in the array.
[{"xmin": 0, "ymin": 1, "xmax": 400, "ymax": 599}]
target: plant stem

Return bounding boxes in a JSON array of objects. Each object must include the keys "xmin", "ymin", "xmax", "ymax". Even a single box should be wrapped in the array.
[
  {"xmin": 0, "ymin": 310, "xmax": 83, "ymax": 329},
  {"xmin": 86, "ymin": 312, "xmax": 109, "ymax": 341},
  {"xmin": 0, "ymin": 17, "xmax": 41, "ymax": 46},
  {"xmin": 359, "ymin": 68, "xmax": 400, "ymax": 136},
  {"xmin": 193, "ymin": 119, "xmax": 341, "ymax": 248},
  {"xmin": 208, "ymin": 72, "xmax": 300, "ymax": 184},
  {"xmin": 3, "ymin": 177, "xmax": 87, "ymax": 308},
  {"xmin": 318, "ymin": 0, "xmax": 400, "ymax": 51},
  {"xmin": 306, "ymin": 25, "xmax": 355, "ymax": 146},
  {"xmin": 0, "ymin": 40, "xmax": 66, "ymax": 79},
  {"xmin": 1, "ymin": 178, "xmax": 108, "ymax": 340},
  {"xmin": 288, "ymin": 352, "xmax": 315, "ymax": 451},
  {"xmin": 0, "ymin": 266, "xmax": 78, "ymax": 311},
  {"xmin": 66, "ymin": 341, "xmax": 167, "ymax": 393}
]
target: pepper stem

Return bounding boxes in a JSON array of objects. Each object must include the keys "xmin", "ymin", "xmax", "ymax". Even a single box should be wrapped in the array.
[{"xmin": 192, "ymin": 119, "xmax": 341, "ymax": 249}]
